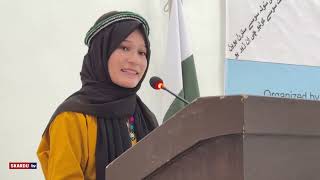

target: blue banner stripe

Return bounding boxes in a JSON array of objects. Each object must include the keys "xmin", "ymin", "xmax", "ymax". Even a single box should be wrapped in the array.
[{"xmin": 225, "ymin": 59, "xmax": 320, "ymax": 100}]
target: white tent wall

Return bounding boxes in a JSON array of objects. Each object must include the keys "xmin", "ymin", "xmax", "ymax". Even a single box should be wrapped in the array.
[{"xmin": 0, "ymin": 0, "xmax": 224, "ymax": 179}]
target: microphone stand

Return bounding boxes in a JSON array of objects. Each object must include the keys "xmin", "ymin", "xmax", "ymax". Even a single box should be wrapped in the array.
[{"xmin": 162, "ymin": 86, "xmax": 190, "ymax": 105}]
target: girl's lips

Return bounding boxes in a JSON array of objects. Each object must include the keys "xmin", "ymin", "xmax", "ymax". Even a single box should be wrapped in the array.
[{"xmin": 121, "ymin": 68, "xmax": 138, "ymax": 75}]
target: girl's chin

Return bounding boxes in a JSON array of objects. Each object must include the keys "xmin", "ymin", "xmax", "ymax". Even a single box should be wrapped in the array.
[{"xmin": 116, "ymin": 79, "xmax": 140, "ymax": 88}]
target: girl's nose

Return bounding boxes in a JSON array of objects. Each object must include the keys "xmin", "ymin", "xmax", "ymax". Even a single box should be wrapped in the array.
[{"xmin": 127, "ymin": 52, "xmax": 141, "ymax": 64}]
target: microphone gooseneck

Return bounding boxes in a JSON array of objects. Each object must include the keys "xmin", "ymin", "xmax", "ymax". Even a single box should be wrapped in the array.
[{"xmin": 149, "ymin": 76, "xmax": 190, "ymax": 105}]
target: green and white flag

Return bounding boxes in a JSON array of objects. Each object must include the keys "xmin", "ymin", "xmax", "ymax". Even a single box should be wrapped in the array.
[{"xmin": 162, "ymin": 0, "xmax": 200, "ymax": 121}]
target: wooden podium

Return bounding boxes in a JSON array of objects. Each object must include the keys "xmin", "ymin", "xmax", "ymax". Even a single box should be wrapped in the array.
[{"xmin": 105, "ymin": 96, "xmax": 320, "ymax": 180}]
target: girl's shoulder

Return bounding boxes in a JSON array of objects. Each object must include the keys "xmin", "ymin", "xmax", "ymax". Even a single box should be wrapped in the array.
[{"xmin": 49, "ymin": 111, "xmax": 97, "ymax": 133}]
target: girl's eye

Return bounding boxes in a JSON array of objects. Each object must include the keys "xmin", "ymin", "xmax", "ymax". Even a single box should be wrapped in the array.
[
  {"xmin": 119, "ymin": 46, "xmax": 129, "ymax": 51},
  {"xmin": 139, "ymin": 51, "xmax": 147, "ymax": 56}
]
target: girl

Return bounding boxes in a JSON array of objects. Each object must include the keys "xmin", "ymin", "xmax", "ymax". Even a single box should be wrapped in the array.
[{"xmin": 37, "ymin": 11, "xmax": 158, "ymax": 180}]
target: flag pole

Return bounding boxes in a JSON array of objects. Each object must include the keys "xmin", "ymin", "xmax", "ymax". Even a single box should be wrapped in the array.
[{"xmin": 168, "ymin": 0, "xmax": 172, "ymax": 15}]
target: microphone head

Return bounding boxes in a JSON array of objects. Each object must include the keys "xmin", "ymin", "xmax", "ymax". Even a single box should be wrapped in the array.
[{"xmin": 149, "ymin": 76, "xmax": 164, "ymax": 90}]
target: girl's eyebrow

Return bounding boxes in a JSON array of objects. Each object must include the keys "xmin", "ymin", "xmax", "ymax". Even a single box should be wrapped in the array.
[
  {"xmin": 122, "ymin": 39, "xmax": 131, "ymax": 42},
  {"xmin": 121, "ymin": 40, "xmax": 146, "ymax": 48}
]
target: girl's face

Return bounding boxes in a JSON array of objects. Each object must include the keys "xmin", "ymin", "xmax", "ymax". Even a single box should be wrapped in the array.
[{"xmin": 108, "ymin": 29, "xmax": 148, "ymax": 88}]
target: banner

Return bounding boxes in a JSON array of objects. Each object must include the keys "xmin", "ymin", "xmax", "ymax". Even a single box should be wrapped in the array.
[{"xmin": 225, "ymin": 0, "xmax": 320, "ymax": 100}]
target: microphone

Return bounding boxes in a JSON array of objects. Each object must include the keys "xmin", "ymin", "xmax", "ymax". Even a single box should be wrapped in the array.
[{"xmin": 149, "ymin": 76, "xmax": 190, "ymax": 105}]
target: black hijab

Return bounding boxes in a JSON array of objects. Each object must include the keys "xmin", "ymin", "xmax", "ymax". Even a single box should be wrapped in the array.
[{"xmin": 44, "ymin": 11, "xmax": 158, "ymax": 180}]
